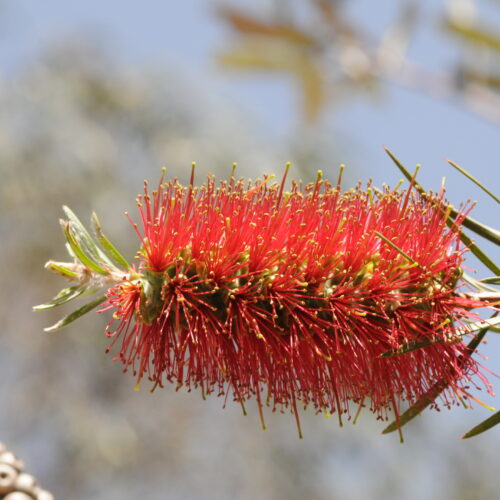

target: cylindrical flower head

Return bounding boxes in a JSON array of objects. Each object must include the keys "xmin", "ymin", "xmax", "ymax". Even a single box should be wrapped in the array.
[{"xmin": 101, "ymin": 169, "xmax": 491, "ymax": 434}]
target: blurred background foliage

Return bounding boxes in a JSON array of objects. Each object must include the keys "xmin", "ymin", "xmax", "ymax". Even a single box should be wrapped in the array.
[
  {"xmin": 218, "ymin": 0, "xmax": 500, "ymax": 123},
  {"xmin": 0, "ymin": 0, "xmax": 499, "ymax": 499}
]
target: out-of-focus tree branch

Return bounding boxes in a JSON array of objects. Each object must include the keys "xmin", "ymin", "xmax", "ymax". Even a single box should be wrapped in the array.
[{"xmin": 217, "ymin": 0, "xmax": 500, "ymax": 124}]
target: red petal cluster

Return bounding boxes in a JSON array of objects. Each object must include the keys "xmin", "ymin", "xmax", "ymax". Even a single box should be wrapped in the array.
[{"xmin": 103, "ymin": 170, "xmax": 490, "ymax": 433}]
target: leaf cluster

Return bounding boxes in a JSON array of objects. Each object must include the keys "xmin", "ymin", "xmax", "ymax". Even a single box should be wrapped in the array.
[{"xmin": 34, "ymin": 207, "xmax": 131, "ymax": 332}]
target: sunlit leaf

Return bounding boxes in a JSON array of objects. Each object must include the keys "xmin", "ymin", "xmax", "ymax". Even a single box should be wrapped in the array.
[
  {"xmin": 456, "ymin": 230, "xmax": 500, "ymax": 275},
  {"xmin": 44, "ymin": 295, "xmax": 107, "ymax": 332},
  {"xmin": 447, "ymin": 159, "xmax": 500, "ymax": 204},
  {"xmin": 62, "ymin": 206, "xmax": 114, "ymax": 268},
  {"xmin": 462, "ymin": 271, "xmax": 498, "ymax": 293},
  {"xmin": 44, "ymin": 261, "xmax": 79, "ymax": 279},
  {"xmin": 62, "ymin": 221, "xmax": 109, "ymax": 275},
  {"xmin": 481, "ymin": 276, "xmax": 500, "ymax": 285},
  {"xmin": 385, "ymin": 149, "xmax": 500, "ymax": 245},
  {"xmin": 384, "ymin": 148, "xmax": 500, "ymax": 274},
  {"xmin": 461, "ymin": 410, "xmax": 500, "ymax": 439},
  {"xmin": 91, "ymin": 212, "xmax": 130, "ymax": 270},
  {"xmin": 449, "ymin": 213, "xmax": 500, "ymax": 246}
]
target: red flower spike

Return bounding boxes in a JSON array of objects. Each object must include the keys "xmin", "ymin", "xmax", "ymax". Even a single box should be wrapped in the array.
[{"xmin": 102, "ymin": 171, "xmax": 492, "ymax": 436}]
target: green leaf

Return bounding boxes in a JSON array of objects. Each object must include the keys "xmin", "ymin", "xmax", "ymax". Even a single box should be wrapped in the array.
[
  {"xmin": 448, "ymin": 212, "xmax": 500, "ymax": 246},
  {"xmin": 375, "ymin": 231, "xmax": 424, "ymax": 269},
  {"xmin": 384, "ymin": 148, "xmax": 500, "ymax": 275},
  {"xmin": 384, "ymin": 147, "xmax": 427, "ymax": 195},
  {"xmin": 62, "ymin": 221, "xmax": 109, "ymax": 275},
  {"xmin": 91, "ymin": 212, "xmax": 130, "ymax": 270},
  {"xmin": 447, "ymin": 159, "xmax": 500, "ymax": 204},
  {"xmin": 44, "ymin": 295, "xmax": 107, "ymax": 332},
  {"xmin": 380, "ymin": 337, "xmax": 446, "ymax": 357},
  {"xmin": 385, "ymin": 148, "xmax": 500, "ymax": 245},
  {"xmin": 382, "ymin": 322, "xmax": 492, "ymax": 434},
  {"xmin": 460, "ymin": 317, "xmax": 500, "ymax": 334},
  {"xmin": 461, "ymin": 410, "xmax": 500, "ymax": 439},
  {"xmin": 381, "ymin": 317, "xmax": 500, "ymax": 357},
  {"xmin": 62, "ymin": 206, "xmax": 114, "ymax": 268},
  {"xmin": 455, "ymin": 230, "xmax": 500, "ymax": 276},
  {"xmin": 33, "ymin": 286, "xmax": 88, "ymax": 310},
  {"xmin": 44, "ymin": 261, "xmax": 80, "ymax": 279},
  {"xmin": 481, "ymin": 276, "xmax": 500, "ymax": 285},
  {"xmin": 382, "ymin": 379, "xmax": 449, "ymax": 434},
  {"xmin": 462, "ymin": 271, "xmax": 498, "ymax": 294}
]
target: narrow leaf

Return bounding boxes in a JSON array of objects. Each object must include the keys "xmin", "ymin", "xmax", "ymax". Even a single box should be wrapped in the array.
[
  {"xmin": 461, "ymin": 410, "xmax": 500, "ymax": 439},
  {"xmin": 44, "ymin": 261, "xmax": 79, "ymax": 279},
  {"xmin": 447, "ymin": 159, "xmax": 500, "ymax": 204},
  {"xmin": 385, "ymin": 148, "xmax": 499, "ymax": 245},
  {"xmin": 91, "ymin": 212, "xmax": 130, "ymax": 270},
  {"xmin": 44, "ymin": 295, "xmax": 107, "ymax": 332},
  {"xmin": 381, "ymin": 316, "xmax": 500, "ymax": 357},
  {"xmin": 455, "ymin": 230, "xmax": 500, "ymax": 276},
  {"xmin": 462, "ymin": 271, "xmax": 499, "ymax": 293},
  {"xmin": 62, "ymin": 206, "xmax": 114, "ymax": 268},
  {"xmin": 62, "ymin": 221, "xmax": 109, "ymax": 275},
  {"xmin": 481, "ymin": 276, "xmax": 500, "ymax": 285},
  {"xmin": 384, "ymin": 147, "xmax": 427, "ymax": 195},
  {"xmin": 448, "ymin": 212, "xmax": 500, "ymax": 246},
  {"xmin": 461, "ymin": 316, "xmax": 500, "ymax": 333},
  {"xmin": 33, "ymin": 286, "xmax": 87, "ymax": 311},
  {"xmin": 382, "ymin": 379, "xmax": 448, "ymax": 434},
  {"xmin": 384, "ymin": 148, "xmax": 500, "ymax": 274},
  {"xmin": 382, "ymin": 324, "xmax": 491, "ymax": 434},
  {"xmin": 375, "ymin": 231, "xmax": 424, "ymax": 269},
  {"xmin": 380, "ymin": 337, "xmax": 447, "ymax": 357}
]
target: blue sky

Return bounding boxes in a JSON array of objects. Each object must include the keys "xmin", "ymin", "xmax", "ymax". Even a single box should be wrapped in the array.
[{"xmin": 2, "ymin": 1, "xmax": 497, "ymax": 197}]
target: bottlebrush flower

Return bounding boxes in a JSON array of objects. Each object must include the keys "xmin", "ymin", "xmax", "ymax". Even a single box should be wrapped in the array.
[{"xmin": 37, "ymin": 165, "xmax": 494, "ymax": 437}]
